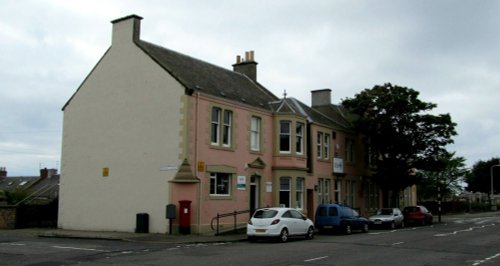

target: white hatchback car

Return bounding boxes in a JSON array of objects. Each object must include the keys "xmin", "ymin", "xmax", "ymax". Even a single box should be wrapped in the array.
[{"xmin": 247, "ymin": 207, "xmax": 314, "ymax": 242}]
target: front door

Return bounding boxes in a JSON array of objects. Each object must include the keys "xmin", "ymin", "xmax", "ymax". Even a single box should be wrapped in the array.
[{"xmin": 250, "ymin": 175, "xmax": 260, "ymax": 215}]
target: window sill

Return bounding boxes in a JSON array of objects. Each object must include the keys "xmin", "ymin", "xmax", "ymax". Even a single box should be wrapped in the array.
[
  {"xmin": 209, "ymin": 195, "xmax": 233, "ymax": 200},
  {"xmin": 210, "ymin": 145, "xmax": 235, "ymax": 152}
]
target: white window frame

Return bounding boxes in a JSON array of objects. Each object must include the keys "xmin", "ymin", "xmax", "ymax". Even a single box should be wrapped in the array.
[
  {"xmin": 324, "ymin": 133, "xmax": 330, "ymax": 159},
  {"xmin": 325, "ymin": 178, "xmax": 331, "ymax": 204},
  {"xmin": 279, "ymin": 177, "xmax": 291, "ymax": 207},
  {"xmin": 279, "ymin": 121, "xmax": 291, "ymax": 153},
  {"xmin": 334, "ymin": 180, "xmax": 341, "ymax": 204},
  {"xmin": 211, "ymin": 107, "xmax": 221, "ymax": 145},
  {"xmin": 209, "ymin": 172, "xmax": 231, "ymax": 196},
  {"xmin": 296, "ymin": 122, "xmax": 304, "ymax": 155},
  {"xmin": 317, "ymin": 132, "xmax": 323, "ymax": 158},
  {"xmin": 250, "ymin": 116, "xmax": 261, "ymax": 151},
  {"xmin": 296, "ymin": 178, "xmax": 305, "ymax": 210},
  {"xmin": 317, "ymin": 178, "xmax": 323, "ymax": 204},
  {"xmin": 222, "ymin": 110, "xmax": 232, "ymax": 147}
]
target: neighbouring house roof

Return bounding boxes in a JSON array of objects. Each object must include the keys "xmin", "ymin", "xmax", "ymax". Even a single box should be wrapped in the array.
[
  {"xmin": 0, "ymin": 171, "xmax": 59, "ymax": 205},
  {"xmin": 136, "ymin": 41, "xmax": 279, "ymax": 110},
  {"xmin": 0, "ymin": 176, "xmax": 39, "ymax": 191},
  {"xmin": 312, "ymin": 104, "xmax": 354, "ymax": 130},
  {"xmin": 270, "ymin": 97, "xmax": 352, "ymax": 131}
]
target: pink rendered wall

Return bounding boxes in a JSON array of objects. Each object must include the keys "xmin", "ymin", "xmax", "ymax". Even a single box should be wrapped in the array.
[{"xmin": 174, "ymin": 93, "xmax": 275, "ymax": 227}]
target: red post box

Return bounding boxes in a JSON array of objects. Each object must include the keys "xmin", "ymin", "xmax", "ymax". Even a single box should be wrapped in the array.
[{"xmin": 179, "ymin": 200, "xmax": 191, "ymax": 234}]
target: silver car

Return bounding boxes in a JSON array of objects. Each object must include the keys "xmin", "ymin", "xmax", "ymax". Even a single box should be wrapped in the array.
[
  {"xmin": 247, "ymin": 207, "xmax": 314, "ymax": 242},
  {"xmin": 369, "ymin": 208, "xmax": 405, "ymax": 229}
]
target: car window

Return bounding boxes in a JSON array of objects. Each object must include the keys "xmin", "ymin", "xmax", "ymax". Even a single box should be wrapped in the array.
[
  {"xmin": 282, "ymin": 211, "xmax": 293, "ymax": 218},
  {"xmin": 342, "ymin": 207, "xmax": 353, "ymax": 217},
  {"xmin": 379, "ymin": 209, "xmax": 393, "ymax": 215},
  {"xmin": 253, "ymin": 209, "xmax": 278, "ymax": 219},
  {"xmin": 329, "ymin": 207, "xmax": 338, "ymax": 216},
  {"xmin": 353, "ymin": 210, "xmax": 359, "ymax": 217},
  {"xmin": 318, "ymin": 206, "xmax": 327, "ymax": 216},
  {"xmin": 290, "ymin": 210, "xmax": 304, "ymax": 219}
]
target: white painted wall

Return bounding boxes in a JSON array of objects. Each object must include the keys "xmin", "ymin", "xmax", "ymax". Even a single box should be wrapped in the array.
[{"xmin": 59, "ymin": 19, "xmax": 184, "ymax": 233}]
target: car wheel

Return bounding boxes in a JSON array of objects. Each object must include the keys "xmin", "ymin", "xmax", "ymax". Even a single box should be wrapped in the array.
[
  {"xmin": 345, "ymin": 224, "xmax": 352, "ymax": 235},
  {"xmin": 305, "ymin": 226, "xmax": 314, "ymax": 240},
  {"xmin": 421, "ymin": 219, "xmax": 426, "ymax": 226},
  {"xmin": 279, "ymin": 228, "xmax": 289, "ymax": 243},
  {"xmin": 400, "ymin": 221, "xmax": 405, "ymax": 228},
  {"xmin": 362, "ymin": 223, "xmax": 369, "ymax": 233},
  {"xmin": 247, "ymin": 235, "xmax": 255, "ymax": 242},
  {"xmin": 390, "ymin": 222, "xmax": 396, "ymax": 230}
]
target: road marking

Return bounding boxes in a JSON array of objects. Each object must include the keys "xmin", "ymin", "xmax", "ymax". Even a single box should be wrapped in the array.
[
  {"xmin": 434, "ymin": 224, "xmax": 495, "ymax": 237},
  {"xmin": 52, "ymin": 245, "xmax": 109, "ymax": 252},
  {"xmin": 1, "ymin": 243, "xmax": 26, "ymax": 246},
  {"xmin": 472, "ymin": 252, "xmax": 500, "ymax": 265},
  {"xmin": 304, "ymin": 256, "xmax": 328, "ymax": 262},
  {"xmin": 392, "ymin": 242, "xmax": 404, "ymax": 246}
]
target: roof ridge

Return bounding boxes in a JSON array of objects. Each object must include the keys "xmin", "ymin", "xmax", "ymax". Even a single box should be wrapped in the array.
[
  {"xmin": 136, "ymin": 40, "xmax": 279, "ymax": 110},
  {"xmin": 138, "ymin": 40, "xmax": 251, "ymax": 84}
]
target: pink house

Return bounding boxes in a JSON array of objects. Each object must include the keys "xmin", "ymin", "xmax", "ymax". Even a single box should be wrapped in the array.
[{"xmin": 59, "ymin": 14, "xmax": 391, "ymax": 235}]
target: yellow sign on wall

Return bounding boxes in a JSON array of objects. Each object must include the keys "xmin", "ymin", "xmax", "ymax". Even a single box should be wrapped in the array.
[
  {"xmin": 102, "ymin": 167, "xmax": 109, "ymax": 177},
  {"xmin": 197, "ymin": 161, "xmax": 205, "ymax": 172}
]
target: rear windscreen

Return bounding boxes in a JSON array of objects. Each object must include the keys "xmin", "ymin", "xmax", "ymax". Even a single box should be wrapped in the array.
[
  {"xmin": 404, "ymin": 207, "xmax": 418, "ymax": 212},
  {"xmin": 329, "ymin": 207, "xmax": 338, "ymax": 216},
  {"xmin": 253, "ymin": 210, "xmax": 278, "ymax": 218}
]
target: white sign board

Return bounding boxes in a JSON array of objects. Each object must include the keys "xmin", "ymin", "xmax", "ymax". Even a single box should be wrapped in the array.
[
  {"xmin": 333, "ymin": 158, "xmax": 344, "ymax": 173},
  {"xmin": 237, "ymin": 176, "xmax": 246, "ymax": 190}
]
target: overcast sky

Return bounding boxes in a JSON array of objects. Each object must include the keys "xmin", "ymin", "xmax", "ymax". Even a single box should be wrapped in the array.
[{"xmin": 1, "ymin": 0, "xmax": 499, "ymax": 176}]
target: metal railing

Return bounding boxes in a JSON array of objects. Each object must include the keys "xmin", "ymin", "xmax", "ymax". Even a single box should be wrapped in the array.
[{"xmin": 211, "ymin": 209, "xmax": 251, "ymax": 236}]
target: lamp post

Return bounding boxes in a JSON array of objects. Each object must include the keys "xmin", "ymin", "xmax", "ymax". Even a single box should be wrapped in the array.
[{"xmin": 491, "ymin": 164, "xmax": 500, "ymax": 211}]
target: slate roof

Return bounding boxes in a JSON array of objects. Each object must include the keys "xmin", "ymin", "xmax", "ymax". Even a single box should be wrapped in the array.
[
  {"xmin": 136, "ymin": 41, "xmax": 279, "ymax": 110},
  {"xmin": 0, "ymin": 172, "xmax": 59, "ymax": 204},
  {"xmin": 270, "ymin": 97, "xmax": 352, "ymax": 130},
  {"xmin": 313, "ymin": 105, "xmax": 354, "ymax": 130}
]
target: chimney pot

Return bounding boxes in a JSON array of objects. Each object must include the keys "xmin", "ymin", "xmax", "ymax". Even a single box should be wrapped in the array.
[{"xmin": 232, "ymin": 50, "xmax": 258, "ymax": 81}]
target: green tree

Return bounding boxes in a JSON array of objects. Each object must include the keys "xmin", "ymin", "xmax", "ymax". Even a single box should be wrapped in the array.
[
  {"xmin": 417, "ymin": 151, "xmax": 468, "ymax": 201},
  {"xmin": 5, "ymin": 188, "xmax": 29, "ymax": 205},
  {"xmin": 342, "ymin": 83, "xmax": 457, "ymax": 206},
  {"xmin": 466, "ymin": 157, "xmax": 500, "ymax": 195}
]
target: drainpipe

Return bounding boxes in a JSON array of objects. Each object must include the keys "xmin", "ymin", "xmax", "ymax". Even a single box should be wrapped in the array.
[{"xmin": 195, "ymin": 91, "xmax": 202, "ymax": 234}]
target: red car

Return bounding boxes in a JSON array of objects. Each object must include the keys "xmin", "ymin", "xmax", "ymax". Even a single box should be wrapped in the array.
[{"xmin": 403, "ymin": 206, "xmax": 433, "ymax": 225}]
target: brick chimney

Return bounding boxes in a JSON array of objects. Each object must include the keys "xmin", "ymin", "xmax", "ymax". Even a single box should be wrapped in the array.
[
  {"xmin": 311, "ymin": 89, "xmax": 332, "ymax": 107},
  {"xmin": 111, "ymin": 14, "xmax": 143, "ymax": 46},
  {"xmin": 233, "ymin": 50, "xmax": 258, "ymax": 81},
  {"xmin": 40, "ymin": 168, "xmax": 49, "ymax": 179},
  {"xmin": 0, "ymin": 167, "xmax": 6, "ymax": 180}
]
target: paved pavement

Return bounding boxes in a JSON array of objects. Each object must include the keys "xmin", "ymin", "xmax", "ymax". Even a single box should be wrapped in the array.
[
  {"xmin": 0, "ymin": 227, "xmax": 247, "ymax": 244},
  {"xmin": 2, "ymin": 211, "xmax": 499, "ymax": 244}
]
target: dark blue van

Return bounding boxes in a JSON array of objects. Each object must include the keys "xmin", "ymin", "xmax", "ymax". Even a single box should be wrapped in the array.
[{"xmin": 315, "ymin": 204, "xmax": 369, "ymax": 234}]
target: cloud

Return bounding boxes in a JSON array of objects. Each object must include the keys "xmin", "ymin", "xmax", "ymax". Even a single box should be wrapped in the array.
[{"xmin": 1, "ymin": 0, "xmax": 499, "ymax": 175}]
